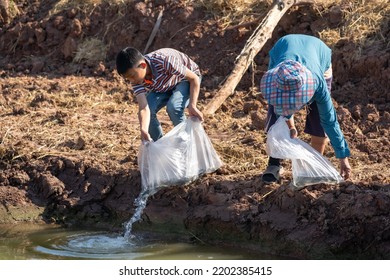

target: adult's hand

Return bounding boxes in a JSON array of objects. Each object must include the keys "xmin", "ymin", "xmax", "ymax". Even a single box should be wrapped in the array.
[
  {"xmin": 290, "ymin": 127, "xmax": 298, "ymax": 139},
  {"xmin": 340, "ymin": 157, "xmax": 352, "ymax": 180},
  {"xmin": 285, "ymin": 117, "xmax": 297, "ymax": 138}
]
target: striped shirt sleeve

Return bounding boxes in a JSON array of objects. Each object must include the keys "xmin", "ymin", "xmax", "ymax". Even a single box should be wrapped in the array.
[{"xmin": 132, "ymin": 48, "xmax": 200, "ymax": 96}]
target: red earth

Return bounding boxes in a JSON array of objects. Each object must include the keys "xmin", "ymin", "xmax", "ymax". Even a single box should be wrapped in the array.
[{"xmin": 0, "ymin": 0, "xmax": 389, "ymax": 259}]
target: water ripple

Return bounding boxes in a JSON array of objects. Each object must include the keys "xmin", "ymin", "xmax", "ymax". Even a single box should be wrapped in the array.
[{"xmin": 34, "ymin": 232, "xmax": 152, "ymax": 259}]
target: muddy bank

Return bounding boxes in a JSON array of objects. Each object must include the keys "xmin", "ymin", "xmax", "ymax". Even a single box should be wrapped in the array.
[{"xmin": 1, "ymin": 153, "xmax": 390, "ymax": 259}]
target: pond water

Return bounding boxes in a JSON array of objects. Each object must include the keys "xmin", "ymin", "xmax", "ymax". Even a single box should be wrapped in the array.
[{"xmin": 0, "ymin": 223, "xmax": 277, "ymax": 260}]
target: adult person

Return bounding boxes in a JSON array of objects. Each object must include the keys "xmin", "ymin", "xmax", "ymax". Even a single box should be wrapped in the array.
[{"xmin": 260, "ymin": 34, "xmax": 352, "ymax": 183}]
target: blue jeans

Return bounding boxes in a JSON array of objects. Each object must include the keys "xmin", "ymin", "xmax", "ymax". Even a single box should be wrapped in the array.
[{"xmin": 146, "ymin": 80, "xmax": 191, "ymax": 141}]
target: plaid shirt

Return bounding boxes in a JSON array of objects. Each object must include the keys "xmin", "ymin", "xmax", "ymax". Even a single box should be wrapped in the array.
[{"xmin": 132, "ymin": 48, "xmax": 200, "ymax": 96}]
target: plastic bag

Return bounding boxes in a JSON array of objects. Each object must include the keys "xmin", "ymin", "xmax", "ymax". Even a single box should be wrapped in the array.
[
  {"xmin": 138, "ymin": 117, "xmax": 223, "ymax": 193},
  {"xmin": 266, "ymin": 116, "xmax": 343, "ymax": 189}
]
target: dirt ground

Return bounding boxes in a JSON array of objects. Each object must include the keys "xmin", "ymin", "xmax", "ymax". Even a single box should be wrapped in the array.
[{"xmin": 1, "ymin": 0, "xmax": 390, "ymax": 259}]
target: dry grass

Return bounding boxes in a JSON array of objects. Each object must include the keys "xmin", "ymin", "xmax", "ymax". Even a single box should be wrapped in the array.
[
  {"xmin": 192, "ymin": 0, "xmax": 271, "ymax": 29},
  {"xmin": 47, "ymin": 0, "xmax": 130, "ymax": 63},
  {"xmin": 0, "ymin": 76, "xmax": 137, "ymax": 167},
  {"xmin": 190, "ymin": 0, "xmax": 389, "ymax": 53},
  {"xmin": 191, "ymin": 0, "xmax": 389, "ymax": 50},
  {"xmin": 201, "ymin": 95, "xmax": 270, "ymax": 175},
  {"xmin": 340, "ymin": 0, "xmax": 390, "ymax": 44},
  {"xmin": 0, "ymin": 76, "xmax": 268, "ymax": 177},
  {"xmin": 213, "ymin": 140, "xmax": 268, "ymax": 174},
  {"xmin": 49, "ymin": 0, "xmax": 126, "ymax": 15},
  {"xmin": 73, "ymin": 38, "xmax": 107, "ymax": 65},
  {"xmin": 313, "ymin": 0, "xmax": 343, "ymax": 10},
  {"xmin": 8, "ymin": 0, "xmax": 20, "ymax": 19},
  {"xmin": 318, "ymin": 28, "xmax": 341, "ymax": 47},
  {"xmin": 47, "ymin": 0, "xmax": 389, "ymax": 63},
  {"xmin": 318, "ymin": 0, "xmax": 390, "ymax": 49},
  {"xmin": 2, "ymin": 0, "xmax": 389, "ymax": 178}
]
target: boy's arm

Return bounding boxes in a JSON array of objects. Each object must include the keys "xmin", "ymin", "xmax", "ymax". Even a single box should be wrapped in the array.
[
  {"xmin": 136, "ymin": 94, "xmax": 152, "ymax": 142},
  {"xmin": 184, "ymin": 68, "xmax": 204, "ymax": 121}
]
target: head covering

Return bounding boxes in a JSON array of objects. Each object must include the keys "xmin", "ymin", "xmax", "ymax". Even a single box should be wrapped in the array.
[{"xmin": 260, "ymin": 60, "xmax": 316, "ymax": 116}]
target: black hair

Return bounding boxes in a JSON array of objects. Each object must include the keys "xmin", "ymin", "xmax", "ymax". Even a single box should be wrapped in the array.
[{"xmin": 116, "ymin": 47, "xmax": 144, "ymax": 75}]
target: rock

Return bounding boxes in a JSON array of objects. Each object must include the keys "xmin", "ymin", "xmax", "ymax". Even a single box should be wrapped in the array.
[
  {"xmin": 243, "ymin": 101, "xmax": 260, "ymax": 114},
  {"xmin": 53, "ymin": 16, "xmax": 66, "ymax": 30},
  {"xmin": 250, "ymin": 111, "xmax": 266, "ymax": 130},
  {"xmin": 31, "ymin": 59, "xmax": 44, "ymax": 73},
  {"xmin": 61, "ymin": 36, "xmax": 77, "ymax": 60},
  {"xmin": 34, "ymin": 28, "xmax": 46, "ymax": 45},
  {"xmin": 329, "ymin": 6, "xmax": 343, "ymax": 25},
  {"xmin": 67, "ymin": 8, "xmax": 78, "ymax": 19},
  {"xmin": 70, "ymin": 19, "xmax": 82, "ymax": 37},
  {"xmin": 9, "ymin": 171, "xmax": 30, "ymax": 186},
  {"xmin": 39, "ymin": 173, "xmax": 65, "ymax": 199}
]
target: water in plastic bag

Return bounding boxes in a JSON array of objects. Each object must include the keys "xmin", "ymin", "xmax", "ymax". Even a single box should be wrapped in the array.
[
  {"xmin": 124, "ymin": 117, "xmax": 222, "ymax": 239},
  {"xmin": 266, "ymin": 117, "xmax": 343, "ymax": 189},
  {"xmin": 138, "ymin": 116, "xmax": 223, "ymax": 191}
]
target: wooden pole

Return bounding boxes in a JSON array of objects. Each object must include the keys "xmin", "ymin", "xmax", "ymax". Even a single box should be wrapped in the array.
[
  {"xmin": 143, "ymin": 9, "xmax": 164, "ymax": 54},
  {"xmin": 203, "ymin": 0, "xmax": 315, "ymax": 116}
]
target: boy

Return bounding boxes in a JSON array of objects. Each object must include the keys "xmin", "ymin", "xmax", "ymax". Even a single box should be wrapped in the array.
[
  {"xmin": 116, "ymin": 47, "xmax": 203, "ymax": 142},
  {"xmin": 260, "ymin": 34, "xmax": 352, "ymax": 183}
]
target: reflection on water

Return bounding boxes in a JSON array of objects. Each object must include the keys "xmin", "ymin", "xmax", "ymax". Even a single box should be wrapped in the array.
[{"xmin": 0, "ymin": 223, "xmax": 276, "ymax": 260}]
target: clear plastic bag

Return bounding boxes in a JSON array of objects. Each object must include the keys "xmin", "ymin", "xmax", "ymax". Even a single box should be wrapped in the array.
[
  {"xmin": 266, "ymin": 116, "xmax": 343, "ymax": 189},
  {"xmin": 138, "ymin": 117, "xmax": 223, "ymax": 193}
]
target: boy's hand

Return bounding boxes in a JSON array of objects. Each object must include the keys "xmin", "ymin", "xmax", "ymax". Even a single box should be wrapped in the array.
[
  {"xmin": 188, "ymin": 105, "xmax": 204, "ymax": 122},
  {"xmin": 140, "ymin": 129, "xmax": 152, "ymax": 142},
  {"xmin": 339, "ymin": 157, "xmax": 352, "ymax": 180}
]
